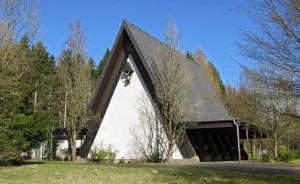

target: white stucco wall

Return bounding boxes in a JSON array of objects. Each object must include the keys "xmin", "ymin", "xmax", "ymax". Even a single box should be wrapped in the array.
[{"xmin": 91, "ymin": 55, "xmax": 182, "ymax": 159}]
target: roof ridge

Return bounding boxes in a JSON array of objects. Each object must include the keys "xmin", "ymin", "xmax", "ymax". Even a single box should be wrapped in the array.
[
  {"xmin": 124, "ymin": 19, "xmax": 165, "ymax": 46},
  {"xmin": 124, "ymin": 20, "xmax": 193, "ymax": 64}
]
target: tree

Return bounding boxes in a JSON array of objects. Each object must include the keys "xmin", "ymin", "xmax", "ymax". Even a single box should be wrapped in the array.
[
  {"xmin": 0, "ymin": 0, "xmax": 40, "ymax": 161},
  {"xmin": 246, "ymin": 66, "xmax": 299, "ymax": 159},
  {"xmin": 0, "ymin": 0, "xmax": 39, "ymax": 46},
  {"xmin": 87, "ymin": 57, "xmax": 97, "ymax": 99},
  {"xmin": 237, "ymin": 0, "xmax": 300, "ymax": 116},
  {"xmin": 152, "ymin": 17, "xmax": 194, "ymax": 162},
  {"xmin": 130, "ymin": 93, "xmax": 167, "ymax": 162},
  {"xmin": 94, "ymin": 48, "xmax": 110, "ymax": 80},
  {"xmin": 57, "ymin": 20, "xmax": 99, "ymax": 161},
  {"xmin": 226, "ymin": 66, "xmax": 300, "ymax": 160},
  {"xmin": 234, "ymin": 0, "xmax": 300, "ymax": 158},
  {"xmin": 185, "ymin": 51, "xmax": 193, "ymax": 60},
  {"xmin": 31, "ymin": 41, "xmax": 56, "ymax": 111},
  {"xmin": 192, "ymin": 48, "xmax": 226, "ymax": 101}
]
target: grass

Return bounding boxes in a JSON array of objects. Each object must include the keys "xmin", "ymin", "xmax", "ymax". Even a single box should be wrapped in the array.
[
  {"xmin": 0, "ymin": 161, "xmax": 299, "ymax": 184},
  {"xmin": 290, "ymin": 159, "xmax": 300, "ymax": 164}
]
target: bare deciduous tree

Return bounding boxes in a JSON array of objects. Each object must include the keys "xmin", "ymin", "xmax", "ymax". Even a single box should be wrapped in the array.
[
  {"xmin": 230, "ymin": 0, "xmax": 300, "ymax": 159},
  {"xmin": 245, "ymin": 66, "xmax": 299, "ymax": 159},
  {"xmin": 193, "ymin": 48, "xmax": 226, "ymax": 101},
  {"xmin": 227, "ymin": 65, "xmax": 300, "ymax": 159},
  {"xmin": 57, "ymin": 20, "xmax": 99, "ymax": 161},
  {"xmin": 0, "ymin": 0, "xmax": 39, "ymax": 46},
  {"xmin": 67, "ymin": 20, "xmax": 87, "ymax": 61},
  {"xmin": 0, "ymin": 0, "xmax": 39, "ymax": 105},
  {"xmin": 130, "ymin": 93, "xmax": 167, "ymax": 162},
  {"xmin": 237, "ymin": 0, "xmax": 300, "ymax": 108},
  {"xmin": 151, "ymin": 17, "xmax": 194, "ymax": 162}
]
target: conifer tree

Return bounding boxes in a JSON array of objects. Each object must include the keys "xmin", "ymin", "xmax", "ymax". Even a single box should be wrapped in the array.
[{"xmin": 95, "ymin": 48, "xmax": 110, "ymax": 80}]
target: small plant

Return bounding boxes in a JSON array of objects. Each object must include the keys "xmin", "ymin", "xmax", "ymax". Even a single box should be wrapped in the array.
[
  {"xmin": 290, "ymin": 150, "xmax": 300, "ymax": 160},
  {"xmin": 262, "ymin": 151, "xmax": 273, "ymax": 163},
  {"xmin": 146, "ymin": 152, "xmax": 161, "ymax": 163},
  {"xmin": 90, "ymin": 144, "xmax": 118, "ymax": 163},
  {"xmin": 119, "ymin": 157, "xmax": 125, "ymax": 164},
  {"xmin": 106, "ymin": 147, "xmax": 117, "ymax": 163},
  {"xmin": 96, "ymin": 150, "xmax": 107, "ymax": 162},
  {"xmin": 278, "ymin": 146, "xmax": 294, "ymax": 163}
]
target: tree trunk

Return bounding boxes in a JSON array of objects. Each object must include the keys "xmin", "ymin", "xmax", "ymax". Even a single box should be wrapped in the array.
[
  {"xmin": 70, "ymin": 127, "xmax": 77, "ymax": 161},
  {"xmin": 50, "ymin": 130, "xmax": 53, "ymax": 161},
  {"xmin": 273, "ymin": 133, "xmax": 278, "ymax": 160},
  {"xmin": 59, "ymin": 109, "xmax": 62, "ymax": 127},
  {"xmin": 48, "ymin": 88, "xmax": 51, "ymax": 110},
  {"xmin": 88, "ymin": 82, "xmax": 91, "ymax": 100},
  {"xmin": 155, "ymin": 118, "xmax": 160, "ymax": 161},
  {"xmin": 254, "ymin": 133, "xmax": 257, "ymax": 159},
  {"xmin": 166, "ymin": 143, "xmax": 173, "ymax": 162},
  {"xmin": 64, "ymin": 91, "xmax": 67, "ymax": 128},
  {"xmin": 34, "ymin": 80, "xmax": 38, "ymax": 112}
]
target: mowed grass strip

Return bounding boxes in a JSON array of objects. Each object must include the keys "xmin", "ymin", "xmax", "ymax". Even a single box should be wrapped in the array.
[{"xmin": 0, "ymin": 162, "xmax": 299, "ymax": 184}]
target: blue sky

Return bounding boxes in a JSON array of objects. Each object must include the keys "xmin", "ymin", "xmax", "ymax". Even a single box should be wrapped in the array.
[{"xmin": 40, "ymin": 0, "xmax": 254, "ymax": 85}]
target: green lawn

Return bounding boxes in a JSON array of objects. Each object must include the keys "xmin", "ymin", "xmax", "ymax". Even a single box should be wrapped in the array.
[{"xmin": 0, "ymin": 161, "xmax": 299, "ymax": 184}]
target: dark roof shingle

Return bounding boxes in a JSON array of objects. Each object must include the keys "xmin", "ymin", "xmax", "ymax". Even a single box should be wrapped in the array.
[{"xmin": 124, "ymin": 20, "xmax": 230, "ymax": 121}]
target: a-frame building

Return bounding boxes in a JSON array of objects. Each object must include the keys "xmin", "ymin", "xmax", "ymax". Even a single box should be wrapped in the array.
[{"xmin": 79, "ymin": 20, "xmax": 263, "ymax": 162}]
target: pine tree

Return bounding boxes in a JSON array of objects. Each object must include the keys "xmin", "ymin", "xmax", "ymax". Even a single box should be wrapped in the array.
[
  {"xmin": 95, "ymin": 48, "xmax": 110, "ymax": 80},
  {"xmin": 0, "ymin": 0, "xmax": 42, "ymax": 161}
]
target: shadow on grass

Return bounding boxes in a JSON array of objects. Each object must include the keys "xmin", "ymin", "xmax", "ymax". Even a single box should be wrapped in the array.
[{"xmin": 0, "ymin": 159, "xmax": 45, "ymax": 167}]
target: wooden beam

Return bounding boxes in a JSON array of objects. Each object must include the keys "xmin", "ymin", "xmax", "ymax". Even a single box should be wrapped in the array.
[
  {"xmin": 188, "ymin": 122, "xmax": 234, "ymax": 129},
  {"xmin": 180, "ymin": 135, "xmax": 198, "ymax": 161}
]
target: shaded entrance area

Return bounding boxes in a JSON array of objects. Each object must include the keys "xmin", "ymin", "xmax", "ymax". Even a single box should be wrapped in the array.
[
  {"xmin": 185, "ymin": 119, "xmax": 265, "ymax": 162},
  {"xmin": 52, "ymin": 128, "xmax": 88, "ymax": 156}
]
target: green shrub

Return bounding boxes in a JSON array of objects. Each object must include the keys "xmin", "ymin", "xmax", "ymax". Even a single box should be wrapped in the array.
[
  {"xmin": 89, "ymin": 145, "xmax": 118, "ymax": 163},
  {"xmin": 106, "ymin": 148, "xmax": 117, "ymax": 163},
  {"xmin": 96, "ymin": 150, "xmax": 108, "ymax": 162},
  {"xmin": 262, "ymin": 151, "xmax": 273, "ymax": 163},
  {"xmin": 290, "ymin": 150, "xmax": 300, "ymax": 160},
  {"xmin": 146, "ymin": 152, "xmax": 161, "ymax": 163},
  {"xmin": 278, "ymin": 146, "xmax": 294, "ymax": 163}
]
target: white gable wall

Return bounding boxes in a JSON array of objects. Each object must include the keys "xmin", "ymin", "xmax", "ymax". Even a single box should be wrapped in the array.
[{"xmin": 91, "ymin": 55, "xmax": 182, "ymax": 159}]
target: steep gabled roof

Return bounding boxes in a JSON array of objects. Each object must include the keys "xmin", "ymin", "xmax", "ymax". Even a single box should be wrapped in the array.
[
  {"xmin": 125, "ymin": 20, "xmax": 229, "ymax": 121},
  {"xmin": 79, "ymin": 20, "xmax": 230, "ymax": 157}
]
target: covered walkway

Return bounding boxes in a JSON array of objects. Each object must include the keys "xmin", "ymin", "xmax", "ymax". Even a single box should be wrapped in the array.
[{"xmin": 183, "ymin": 119, "xmax": 266, "ymax": 162}]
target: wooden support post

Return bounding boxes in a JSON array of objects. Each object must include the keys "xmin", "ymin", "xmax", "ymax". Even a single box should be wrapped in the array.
[
  {"xmin": 182, "ymin": 135, "xmax": 199, "ymax": 161},
  {"xmin": 254, "ymin": 133, "xmax": 257, "ymax": 160},
  {"xmin": 246, "ymin": 128, "xmax": 249, "ymax": 160}
]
